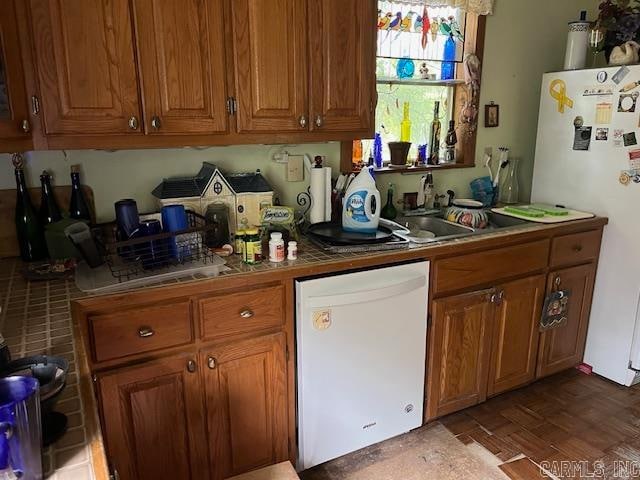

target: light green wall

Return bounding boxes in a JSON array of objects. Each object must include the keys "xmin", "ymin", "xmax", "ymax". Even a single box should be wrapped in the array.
[{"xmin": 0, "ymin": 0, "xmax": 600, "ymax": 222}]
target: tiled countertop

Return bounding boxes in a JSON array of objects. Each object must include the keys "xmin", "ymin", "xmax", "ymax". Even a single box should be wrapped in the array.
[
  {"xmin": 0, "ymin": 217, "xmax": 608, "ymax": 479},
  {"xmin": 0, "ymin": 258, "xmax": 103, "ymax": 480}
]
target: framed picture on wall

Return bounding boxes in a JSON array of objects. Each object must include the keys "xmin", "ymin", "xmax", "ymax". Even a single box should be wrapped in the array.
[{"xmin": 485, "ymin": 102, "xmax": 499, "ymax": 128}]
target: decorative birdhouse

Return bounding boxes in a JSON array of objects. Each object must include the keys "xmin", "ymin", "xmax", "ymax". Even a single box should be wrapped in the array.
[{"xmin": 152, "ymin": 162, "xmax": 274, "ymax": 232}]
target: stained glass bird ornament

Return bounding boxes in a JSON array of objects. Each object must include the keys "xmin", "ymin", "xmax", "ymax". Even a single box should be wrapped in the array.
[
  {"xmin": 430, "ymin": 17, "xmax": 439, "ymax": 43},
  {"xmin": 422, "ymin": 7, "xmax": 430, "ymax": 50}
]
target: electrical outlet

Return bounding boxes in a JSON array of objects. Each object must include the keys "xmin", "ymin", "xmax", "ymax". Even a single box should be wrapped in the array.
[
  {"xmin": 287, "ymin": 155, "xmax": 304, "ymax": 182},
  {"xmin": 484, "ymin": 146, "xmax": 493, "ymax": 157}
]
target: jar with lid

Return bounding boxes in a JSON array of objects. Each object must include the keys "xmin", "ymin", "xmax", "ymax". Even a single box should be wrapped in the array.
[
  {"xmin": 243, "ymin": 229, "xmax": 262, "ymax": 264},
  {"xmin": 269, "ymin": 232, "xmax": 285, "ymax": 262},
  {"xmin": 235, "ymin": 229, "xmax": 245, "ymax": 256}
]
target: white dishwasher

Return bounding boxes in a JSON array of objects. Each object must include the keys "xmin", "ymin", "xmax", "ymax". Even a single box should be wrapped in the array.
[{"xmin": 295, "ymin": 261, "xmax": 429, "ymax": 470}]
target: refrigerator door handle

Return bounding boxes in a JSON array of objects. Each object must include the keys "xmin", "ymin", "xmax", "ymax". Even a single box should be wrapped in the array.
[{"xmin": 306, "ymin": 275, "xmax": 426, "ymax": 309}]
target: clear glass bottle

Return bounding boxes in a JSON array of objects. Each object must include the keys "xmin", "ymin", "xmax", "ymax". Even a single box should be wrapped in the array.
[
  {"xmin": 500, "ymin": 158, "xmax": 520, "ymax": 204},
  {"xmin": 428, "ymin": 102, "xmax": 441, "ymax": 165}
]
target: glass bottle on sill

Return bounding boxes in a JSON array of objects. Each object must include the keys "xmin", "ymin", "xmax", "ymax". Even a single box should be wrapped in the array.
[
  {"xmin": 381, "ymin": 183, "xmax": 398, "ymax": 220},
  {"xmin": 400, "ymin": 102, "xmax": 411, "ymax": 142},
  {"xmin": 441, "ymin": 34, "xmax": 456, "ymax": 80},
  {"xmin": 428, "ymin": 101, "xmax": 441, "ymax": 165},
  {"xmin": 444, "ymin": 120, "xmax": 457, "ymax": 164}
]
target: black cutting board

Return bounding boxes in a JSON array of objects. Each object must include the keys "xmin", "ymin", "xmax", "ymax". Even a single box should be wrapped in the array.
[{"xmin": 306, "ymin": 222, "xmax": 394, "ymax": 245}]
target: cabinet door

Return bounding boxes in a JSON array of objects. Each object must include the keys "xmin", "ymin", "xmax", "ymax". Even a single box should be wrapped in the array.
[
  {"xmin": 132, "ymin": 0, "xmax": 229, "ymax": 135},
  {"xmin": 537, "ymin": 263, "xmax": 596, "ymax": 378},
  {"xmin": 308, "ymin": 0, "xmax": 376, "ymax": 133},
  {"xmin": 230, "ymin": 0, "xmax": 308, "ymax": 133},
  {"xmin": 29, "ymin": 0, "xmax": 142, "ymax": 135},
  {"xmin": 98, "ymin": 355, "xmax": 209, "ymax": 480},
  {"xmin": 0, "ymin": 0, "xmax": 31, "ymax": 143},
  {"xmin": 487, "ymin": 275, "xmax": 545, "ymax": 397},
  {"xmin": 204, "ymin": 333, "xmax": 288, "ymax": 479},
  {"xmin": 426, "ymin": 289, "xmax": 495, "ymax": 420}
]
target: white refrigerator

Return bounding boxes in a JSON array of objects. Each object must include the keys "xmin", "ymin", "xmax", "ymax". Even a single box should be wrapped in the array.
[{"xmin": 532, "ymin": 66, "xmax": 640, "ymax": 386}]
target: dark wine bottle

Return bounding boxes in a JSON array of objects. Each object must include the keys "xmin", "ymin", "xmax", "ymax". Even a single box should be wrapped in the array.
[
  {"xmin": 39, "ymin": 170, "xmax": 62, "ymax": 225},
  {"xmin": 69, "ymin": 165, "xmax": 91, "ymax": 222},
  {"xmin": 381, "ymin": 183, "xmax": 398, "ymax": 220},
  {"xmin": 13, "ymin": 154, "xmax": 48, "ymax": 262},
  {"xmin": 428, "ymin": 101, "xmax": 442, "ymax": 165}
]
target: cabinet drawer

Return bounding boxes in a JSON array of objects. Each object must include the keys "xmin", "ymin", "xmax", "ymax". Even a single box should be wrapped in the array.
[
  {"xmin": 433, "ymin": 239, "xmax": 550, "ymax": 295},
  {"xmin": 550, "ymin": 230, "xmax": 601, "ymax": 267},
  {"xmin": 89, "ymin": 302, "xmax": 193, "ymax": 363},
  {"xmin": 198, "ymin": 285, "xmax": 285, "ymax": 340}
]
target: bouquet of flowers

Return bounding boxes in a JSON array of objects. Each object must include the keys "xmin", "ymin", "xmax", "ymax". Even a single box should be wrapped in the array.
[{"xmin": 597, "ymin": 0, "xmax": 640, "ymax": 52}]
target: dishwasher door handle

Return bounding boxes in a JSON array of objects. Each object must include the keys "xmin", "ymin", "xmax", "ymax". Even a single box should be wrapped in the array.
[{"xmin": 306, "ymin": 275, "xmax": 426, "ymax": 308}]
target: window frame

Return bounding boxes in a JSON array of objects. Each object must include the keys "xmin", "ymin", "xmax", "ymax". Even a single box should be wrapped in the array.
[{"xmin": 339, "ymin": 12, "xmax": 486, "ymax": 174}]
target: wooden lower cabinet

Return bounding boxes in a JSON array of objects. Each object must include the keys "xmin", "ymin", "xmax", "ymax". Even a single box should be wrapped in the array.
[
  {"xmin": 97, "ymin": 354, "xmax": 210, "ymax": 480},
  {"xmin": 537, "ymin": 263, "xmax": 596, "ymax": 378},
  {"xmin": 426, "ymin": 289, "xmax": 495, "ymax": 419},
  {"xmin": 203, "ymin": 333, "xmax": 288, "ymax": 479},
  {"xmin": 97, "ymin": 333, "xmax": 289, "ymax": 480},
  {"xmin": 487, "ymin": 275, "xmax": 545, "ymax": 396}
]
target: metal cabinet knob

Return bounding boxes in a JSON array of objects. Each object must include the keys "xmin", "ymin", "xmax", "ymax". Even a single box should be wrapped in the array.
[
  {"xmin": 315, "ymin": 114, "xmax": 323, "ymax": 128},
  {"xmin": 207, "ymin": 356, "xmax": 216, "ymax": 369},
  {"xmin": 151, "ymin": 115, "xmax": 161, "ymax": 130},
  {"xmin": 572, "ymin": 244, "xmax": 583, "ymax": 252},
  {"xmin": 187, "ymin": 359, "xmax": 197, "ymax": 373},
  {"xmin": 299, "ymin": 115, "xmax": 307, "ymax": 128},
  {"xmin": 239, "ymin": 309, "xmax": 254, "ymax": 319},
  {"xmin": 128, "ymin": 116, "xmax": 139, "ymax": 130},
  {"xmin": 137, "ymin": 326, "xmax": 155, "ymax": 338},
  {"xmin": 20, "ymin": 120, "xmax": 30, "ymax": 133}
]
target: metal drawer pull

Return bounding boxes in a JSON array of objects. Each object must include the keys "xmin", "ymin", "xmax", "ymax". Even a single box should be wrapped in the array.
[
  {"xmin": 151, "ymin": 115, "xmax": 161, "ymax": 130},
  {"xmin": 128, "ymin": 116, "xmax": 139, "ymax": 130},
  {"xmin": 315, "ymin": 114, "xmax": 323, "ymax": 128},
  {"xmin": 299, "ymin": 115, "xmax": 307, "ymax": 128},
  {"xmin": 187, "ymin": 359, "xmax": 196, "ymax": 373},
  {"xmin": 239, "ymin": 309, "xmax": 254, "ymax": 319},
  {"xmin": 207, "ymin": 356, "xmax": 216, "ymax": 369},
  {"xmin": 137, "ymin": 326, "xmax": 155, "ymax": 338},
  {"xmin": 572, "ymin": 244, "xmax": 583, "ymax": 252}
]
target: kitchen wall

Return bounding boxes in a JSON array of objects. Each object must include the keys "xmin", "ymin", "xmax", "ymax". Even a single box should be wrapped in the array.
[{"xmin": 0, "ymin": 0, "xmax": 600, "ymax": 222}]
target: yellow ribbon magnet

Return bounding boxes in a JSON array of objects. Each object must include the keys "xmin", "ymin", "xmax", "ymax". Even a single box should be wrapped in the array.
[{"xmin": 549, "ymin": 79, "xmax": 574, "ymax": 113}]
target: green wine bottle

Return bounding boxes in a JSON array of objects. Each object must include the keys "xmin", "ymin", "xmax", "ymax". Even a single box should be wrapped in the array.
[
  {"xmin": 13, "ymin": 154, "xmax": 48, "ymax": 262},
  {"xmin": 381, "ymin": 183, "xmax": 398, "ymax": 220},
  {"xmin": 69, "ymin": 165, "xmax": 91, "ymax": 222}
]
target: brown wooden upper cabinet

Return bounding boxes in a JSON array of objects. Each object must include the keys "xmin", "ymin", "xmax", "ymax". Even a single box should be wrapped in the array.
[
  {"xmin": 28, "ymin": 0, "xmax": 143, "ymax": 135},
  {"xmin": 0, "ymin": 0, "xmax": 32, "ymax": 146},
  {"xmin": 132, "ymin": 0, "xmax": 229, "ymax": 135},
  {"xmin": 308, "ymin": 0, "xmax": 376, "ymax": 133},
  {"xmin": 230, "ymin": 0, "xmax": 308, "ymax": 133}
]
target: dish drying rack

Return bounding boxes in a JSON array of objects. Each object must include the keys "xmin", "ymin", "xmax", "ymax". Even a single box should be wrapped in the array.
[{"xmin": 95, "ymin": 211, "xmax": 220, "ymax": 283}]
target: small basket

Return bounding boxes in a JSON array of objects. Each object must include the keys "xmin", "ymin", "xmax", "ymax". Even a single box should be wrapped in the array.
[{"xmin": 95, "ymin": 211, "xmax": 219, "ymax": 283}]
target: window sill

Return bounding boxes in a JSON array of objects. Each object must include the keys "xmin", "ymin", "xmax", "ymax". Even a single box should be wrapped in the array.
[
  {"xmin": 376, "ymin": 77, "xmax": 464, "ymax": 87},
  {"xmin": 348, "ymin": 162, "xmax": 475, "ymax": 175}
]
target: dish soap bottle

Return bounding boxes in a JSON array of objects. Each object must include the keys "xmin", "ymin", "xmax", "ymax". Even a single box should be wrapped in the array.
[
  {"xmin": 381, "ymin": 183, "xmax": 398, "ymax": 220},
  {"xmin": 342, "ymin": 167, "xmax": 381, "ymax": 234}
]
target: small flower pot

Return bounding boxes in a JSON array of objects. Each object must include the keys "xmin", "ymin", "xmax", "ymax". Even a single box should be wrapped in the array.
[{"xmin": 388, "ymin": 142, "xmax": 412, "ymax": 166}]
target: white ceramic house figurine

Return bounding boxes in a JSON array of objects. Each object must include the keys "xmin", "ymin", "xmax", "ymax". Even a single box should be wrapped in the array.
[
  {"xmin": 152, "ymin": 162, "xmax": 274, "ymax": 232},
  {"xmin": 610, "ymin": 41, "xmax": 640, "ymax": 65}
]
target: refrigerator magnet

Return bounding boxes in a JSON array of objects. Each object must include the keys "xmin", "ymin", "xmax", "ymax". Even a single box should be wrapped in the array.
[
  {"xmin": 624, "ymin": 132, "xmax": 638, "ymax": 146},
  {"xmin": 618, "ymin": 92, "xmax": 639, "ymax": 112},
  {"xmin": 549, "ymin": 79, "xmax": 574, "ymax": 113},
  {"xmin": 612, "ymin": 65, "xmax": 630, "ymax": 84},
  {"xmin": 595, "ymin": 103, "xmax": 613, "ymax": 124},
  {"xmin": 613, "ymin": 129, "xmax": 625, "ymax": 147},
  {"xmin": 628, "ymin": 149, "xmax": 640, "ymax": 169},
  {"xmin": 573, "ymin": 126, "xmax": 592, "ymax": 151},
  {"xmin": 619, "ymin": 171, "xmax": 631, "ymax": 185},
  {"xmin": 583, "ymin": 86, "xmax": 613, "ymax": 96},
  {"xmin": 597, "ymin": 70, "xmax": 608, "ymax": 83},
  {"xmin": 595, "ymin": 128, "xmax": 609, "ymax": 141}
]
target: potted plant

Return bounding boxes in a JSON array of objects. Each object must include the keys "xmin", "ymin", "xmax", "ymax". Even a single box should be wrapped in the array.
[{"xmin": 597, "ymin": 0, "xmax": 640, "ymax": 62}]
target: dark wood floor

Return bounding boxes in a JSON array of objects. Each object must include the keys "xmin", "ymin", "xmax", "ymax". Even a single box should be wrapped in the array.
[{"xmin": 442, "ymin": 369, "xmax": 640, "ymax": 479}]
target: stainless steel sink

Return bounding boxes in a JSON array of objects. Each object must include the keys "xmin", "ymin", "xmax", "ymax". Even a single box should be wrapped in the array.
[
  {"xmin": 394, "ymin": 216, "xmax": 474, "ymax": 242},
  {"xmin": 485, "ymin": 211, "xmax": 530, "ymax": 230}
]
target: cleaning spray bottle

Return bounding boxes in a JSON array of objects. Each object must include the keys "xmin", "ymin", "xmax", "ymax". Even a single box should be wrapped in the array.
[{"xmin": 342, "ymin": 167, "xmax": 381, "ymax": 233}]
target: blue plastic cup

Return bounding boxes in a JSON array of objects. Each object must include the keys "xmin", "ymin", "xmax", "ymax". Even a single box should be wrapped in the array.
[
  {"xmin": 161, "ymin": 205, "xmax": 189, "ymax": 260},
  {"xmin": 114, "ymin": 199, "xmax": 140, "ymax": 240},
  {"xmin": 138, "ymin": 219, "xmax": 167, "ymax": 269}
]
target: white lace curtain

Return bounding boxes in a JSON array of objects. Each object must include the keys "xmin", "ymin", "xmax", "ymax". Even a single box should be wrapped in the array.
[{"xmin": 391, "ymin": 0, "xmax": 494, "ymax": 15}]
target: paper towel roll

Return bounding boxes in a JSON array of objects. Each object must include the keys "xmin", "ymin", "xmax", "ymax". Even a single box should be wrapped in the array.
[
  {"xmin": 324, "ymin": 167, "xmax": 332, "ymax": 222},
  {"xmin": 309, "ymin": 167, "xmax": 326, "ymax": 224}
]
